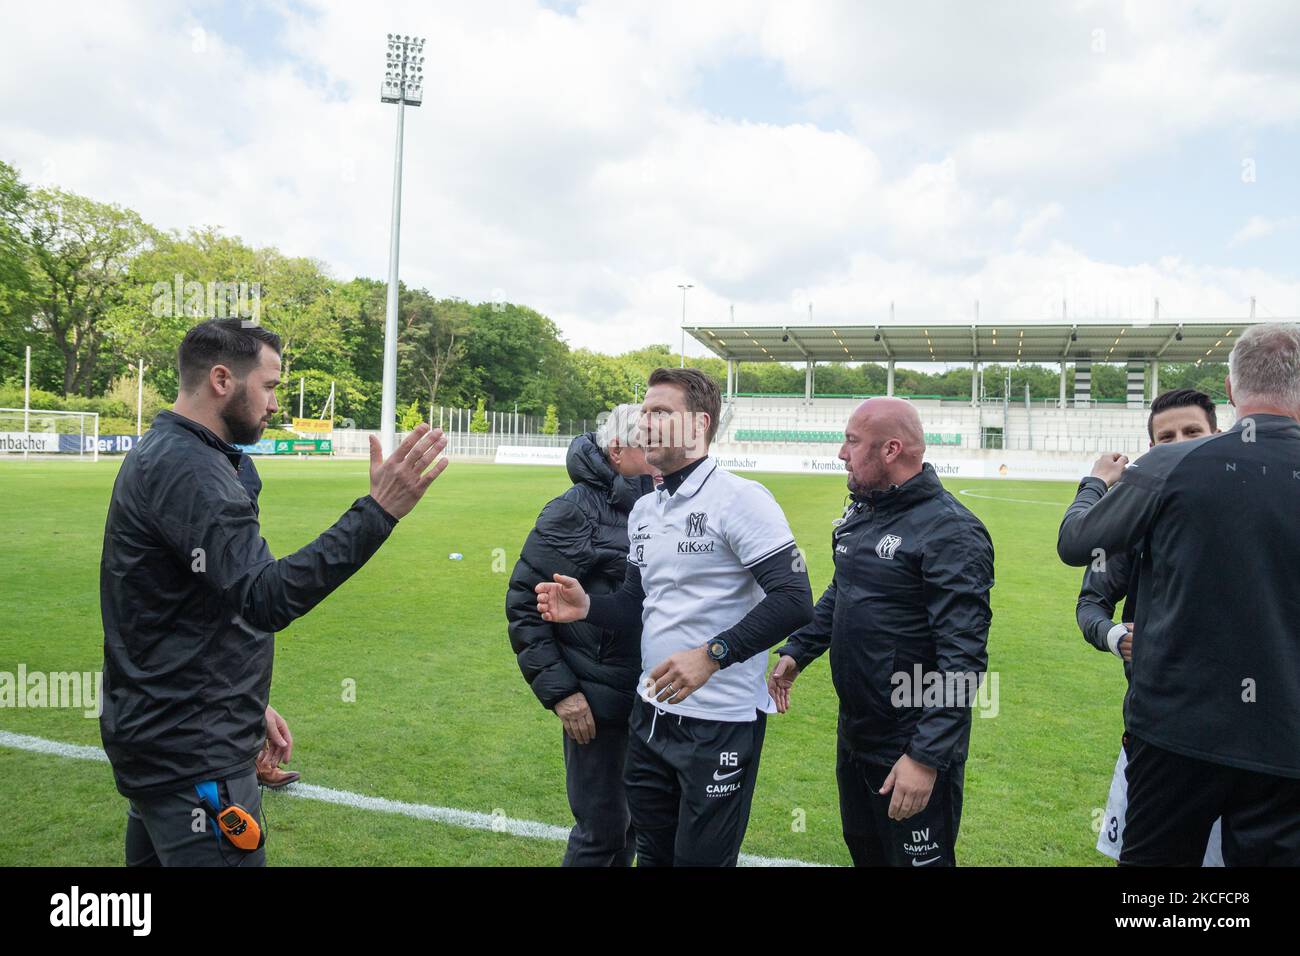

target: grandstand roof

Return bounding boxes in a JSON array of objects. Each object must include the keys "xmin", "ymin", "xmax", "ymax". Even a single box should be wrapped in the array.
[{"xmin": 685, "ymin": 318, "xmax": 1271, "ymax": 365}]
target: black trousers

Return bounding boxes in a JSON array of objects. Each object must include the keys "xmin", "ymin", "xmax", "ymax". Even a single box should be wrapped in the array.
[
  {"xmin": 562, "ymin": 719, "xmax": 635, "ymax": 867},
  {"xmin": 623, "ymin": 697, "xmax": 767, "ymax": 867},
  {"xmin": 125, "ymin": 769, "xmax": 265, "ymax": 867},
  {"xmin": 837, "ymin": 742, "xmax": 965, "ymax": 867},
  {"xmin": 1121, "ymin": 735, "xmax": 1300, "ymax": 866}
]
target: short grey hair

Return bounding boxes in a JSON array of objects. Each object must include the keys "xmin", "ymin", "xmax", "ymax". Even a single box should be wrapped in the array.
[
  {"xmin": 595, "ymin": 402, "xmax": 642, "ymax": 451},
  {"xmin": 1228, "ymin": 323, "xmax": 1300, "ymax": 410}
]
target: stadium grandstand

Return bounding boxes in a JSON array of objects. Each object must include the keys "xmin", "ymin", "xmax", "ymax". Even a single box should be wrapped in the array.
[{"xmin": 689, "ymin": 315, "xmax": 1267, "ymax": 480}]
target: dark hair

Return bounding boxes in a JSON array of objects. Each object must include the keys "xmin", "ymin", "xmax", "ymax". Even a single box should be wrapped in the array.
[
  {"xmin": 1147, "ymin": 387, "xmax": 1217, "ymax": 440},
  {"xmin": 178, "ymin": 319, "xmax": 282, "ymax": 390},
  {"xmin": 647, "ymin": 367, "xmax": 722, "ymax": 443}
]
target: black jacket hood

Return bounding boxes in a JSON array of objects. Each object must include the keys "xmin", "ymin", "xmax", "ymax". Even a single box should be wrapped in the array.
[{"xmin": 566, "ymin": 431, "xmax": 651, "ymax": 512}]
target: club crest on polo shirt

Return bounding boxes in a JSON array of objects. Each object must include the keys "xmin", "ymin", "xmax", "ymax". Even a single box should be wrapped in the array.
[
  {"xmin": 875, "ymin": 533, "xmax": 903, "ymax": 560},
  {"xmin": 685, "ymin": 512, "xmax": 708, "ymax": 537}
]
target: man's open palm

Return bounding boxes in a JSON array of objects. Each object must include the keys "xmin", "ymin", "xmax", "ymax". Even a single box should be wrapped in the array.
[
  {"xmin": 368, "ymin": 424, "xmax": 449, "ymax": 519},
  {"xmin": 535, "ymin": 573, "xmax": 590, "ymax": 623}
]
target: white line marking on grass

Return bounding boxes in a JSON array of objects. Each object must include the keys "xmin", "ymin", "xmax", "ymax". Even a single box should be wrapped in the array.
[
  {"xmin": 0, "ymin": 731, "xmax": 108, "ymax": 763},
  {"xmin": 958, "ymin": 488, "xmax": 1064, "ymax": 506},
  {"xmin": 0, "ymin": 730, "xmax": 822, "ymax": 867}
]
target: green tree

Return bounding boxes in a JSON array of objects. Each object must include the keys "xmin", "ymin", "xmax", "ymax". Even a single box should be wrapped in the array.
[
  {"xmin": 0, "ymin": 161, "xmax": 29, "ymax": 309},
  {"xmin": 541, "ymin": 403, "xmax": 559, "ymax": 435},
  {"xmin": 0, "ymin": 161, "xmax": 58, "ymax": 387},
  {"xmin": 397, "ymin": 291, "xmax": 470, "ymax": 412},
  {"xmin": 469, "ymin": 396, "xmax": 489, "ymax": 432},
  {"xmin": 16, "ymin": 186, "xmax": 157, "ymax": 395},
  {"xmin": 107, "ymin": 226, "xmax": 265, "ymax": 399},
  {"xmin": 258, "ymin": 252, "xmax": 341, "ymax": 383},
  {"xmin": 104, "ymin": 370, "xmax": 167, "ymax": 431},
  {"xmin": 452, "ymin": 303, "xmax": 568, "ymax": 414},
  {"xmin": 398, "ymin": 399, "xmax": 424, "ymax": 431}
]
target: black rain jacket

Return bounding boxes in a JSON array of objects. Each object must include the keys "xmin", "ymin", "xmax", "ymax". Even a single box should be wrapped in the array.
[
  {"xmin": 777, "ymin": 464, "xmax": 994, "ymax": 771},
  {"xmin": 1058, "ymin": 413, "xmax": 1300, "ymax": 778},
  {"xmin": 99, "ymin": 410, "xmax": 397, "ymax": 797}
]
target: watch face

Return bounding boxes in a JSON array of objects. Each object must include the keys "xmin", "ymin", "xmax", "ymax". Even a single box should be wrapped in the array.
[{"xmin": 709, "ymin": 641, "xmax": 725, "ymax": 659}]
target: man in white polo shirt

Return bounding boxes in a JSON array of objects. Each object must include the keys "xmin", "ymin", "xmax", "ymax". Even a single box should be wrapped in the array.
[{"xmin": 536, "ymin": 367, "xmax": 813, "ymax": 866}]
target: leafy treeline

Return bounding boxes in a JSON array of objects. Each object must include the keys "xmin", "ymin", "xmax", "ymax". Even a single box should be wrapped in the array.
[{"xmin": 0, "ymin": 160, "xmax": 1230, "ymax": 429}]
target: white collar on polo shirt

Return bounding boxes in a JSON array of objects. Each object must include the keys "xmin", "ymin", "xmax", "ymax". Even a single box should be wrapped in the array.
[{"xmin": 657, "ymin": 456, "xmax": 718, "ymax": 501}]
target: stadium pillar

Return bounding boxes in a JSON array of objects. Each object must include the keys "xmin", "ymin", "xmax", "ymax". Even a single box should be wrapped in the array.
[
  {"xmin": 804, "ymin": 361, "xmax": 813, "ymax": 403},
  {"xmin": 887, "ymin": 360, "xmax": 895, "ymax": 397},
  {"xmin": 1059, "ymin": 361, "xmax": 1067, "ymax": 409},
  {"xmin": 1126, "ymin": 362, "xmax": 1145, "ymax": 409},
  {"xmin": 1073, "ymin": 359, "xmax": 1092, "ymax": 407},
  {"xmin": 971, "ymin": 361, "xmax": 979, "ymax": 407},
  {"xmin": 1149, "ymin": 360, "xmax": 1159, "ymax": 402}
]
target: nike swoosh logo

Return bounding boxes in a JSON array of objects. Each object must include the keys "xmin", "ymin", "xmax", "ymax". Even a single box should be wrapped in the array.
[
  {"xmin": 637, "ymin": 524, "xmax": 649, "ymax": 530},
  {"xmin": 713, "ymin": 768, "xmax": 743, "ymax": 781},
  {"xmin": 834, "ymin": 531, "xmax": 854, "ymax": 539},
  {"xmin": 911, "ymin": 856, "xmax": 940, "ymax": 866}
]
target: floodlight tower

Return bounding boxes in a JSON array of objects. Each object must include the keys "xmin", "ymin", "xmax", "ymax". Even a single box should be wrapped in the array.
[{"xmin": 379, "ymin": 33, "xmax": 425, "ymax": 455}]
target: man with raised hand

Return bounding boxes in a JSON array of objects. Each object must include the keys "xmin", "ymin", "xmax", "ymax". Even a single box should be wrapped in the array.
[
  {"xmin": 1075, "ymin": 388, "xmax": 1223, "ymax": 865},
  {"xmin": 1058, "ymin": 323, "xmax": 1300, "ymax": 866},
  {"xmin": 768, "ymin": 397, "xmax": 994, "ymax": 867},
  {"xmin": 536, "ymin": 367, "xmax": 813, "ymax": 867},
  {"xmin": 100, "ymin": 318, "xmax": 448, "ymax": 866}
]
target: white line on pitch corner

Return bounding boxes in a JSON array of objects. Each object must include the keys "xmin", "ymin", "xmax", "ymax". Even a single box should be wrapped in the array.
[
  {"xmin": 0, "ymin": 730, "xmax": 823, "ymax": 867},
  {"xmin": 957, "ymin": 488, "xmax": 1064, "ymax": 506}
]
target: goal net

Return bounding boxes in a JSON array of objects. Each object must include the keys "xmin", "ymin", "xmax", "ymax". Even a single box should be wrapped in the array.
[{"xmin": 0, "ymin": 408, "xmax": 100, "ymax": 461}]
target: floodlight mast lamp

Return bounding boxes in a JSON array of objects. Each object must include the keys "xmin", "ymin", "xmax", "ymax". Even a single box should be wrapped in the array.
[{"xmin": 379, "ymin": 33, "xmax": 425, "ymax": 456}]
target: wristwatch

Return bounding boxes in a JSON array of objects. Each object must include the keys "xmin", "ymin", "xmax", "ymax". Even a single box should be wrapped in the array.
[{"xmin": 706, "ymin": 638, "xmax": 730, "ymax": 668}]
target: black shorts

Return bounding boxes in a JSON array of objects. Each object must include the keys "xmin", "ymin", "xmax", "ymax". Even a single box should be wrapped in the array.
[
  {"xmin": 836, "ymin": 741, "xmax": 965, "ymax": 867},
  {"xmin": 623, "ymin": 696, "xmax": 767, "ymax": 867},
  {"xmin": 1121, "ymin": 734, "xmax": 1300, "ymax": 866}
]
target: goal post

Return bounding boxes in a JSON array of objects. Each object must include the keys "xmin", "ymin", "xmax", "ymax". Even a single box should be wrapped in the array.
[{"xmin": 0, "ymin": 408, "xmax": 100, "ymax": 462}]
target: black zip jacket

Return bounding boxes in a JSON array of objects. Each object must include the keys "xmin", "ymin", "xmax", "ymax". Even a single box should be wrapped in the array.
[
  {"xmin": 99, "ymin": 410, "xmax": 398, "ymax": 797},
  {"xmin": 1076, "ymin": 548, "xmax": 1136, "ymax": 682},
  {"xmin": 777, "ymin": 464, "xmax": 994, "ymax": 771},
  {"xmin": 1057, "ymin": 413, "xmax": 1300, "ymax": 778},
  {"xmin": 504, "ymin": 433, "xmax": 653, "ymax": 723}
]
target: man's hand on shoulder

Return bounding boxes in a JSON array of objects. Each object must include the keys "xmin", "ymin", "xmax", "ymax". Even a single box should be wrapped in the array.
[
  {"xmin": 1089, "ymin": 452, "xmax": 1129, "ymax": 488},
  {"xmin": 368, "ymin": 424, "xmax": 450, "ymax": 519}
]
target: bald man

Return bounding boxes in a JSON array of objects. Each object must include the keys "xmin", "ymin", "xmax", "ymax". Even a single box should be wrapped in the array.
[{"xmin": 770, "ymin": 398, "xmax": 994, "ymax": 866}]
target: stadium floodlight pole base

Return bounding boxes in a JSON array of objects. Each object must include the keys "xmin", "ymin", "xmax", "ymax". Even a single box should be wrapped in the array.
[{"xmin": 379, "ymin": 100, "xmax": 405, "ymax": 458}]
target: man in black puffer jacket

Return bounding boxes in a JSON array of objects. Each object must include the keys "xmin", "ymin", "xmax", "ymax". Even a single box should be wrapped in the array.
[{"xmin": 506, "ymin": 405, "xmax": 658, "ymax": 866}]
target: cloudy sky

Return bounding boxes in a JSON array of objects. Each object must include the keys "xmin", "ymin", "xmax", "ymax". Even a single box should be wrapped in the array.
[{"xmin": 2, "ymin": 0, "xmax": 1298, "ymax": 359}]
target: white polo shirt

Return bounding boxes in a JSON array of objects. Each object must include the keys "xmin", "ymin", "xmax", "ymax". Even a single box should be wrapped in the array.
[{"xmin": 627, "ymin": 457, "xmax": 798, "ymax": 722}]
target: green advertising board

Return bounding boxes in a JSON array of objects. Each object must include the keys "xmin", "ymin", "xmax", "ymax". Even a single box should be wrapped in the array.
[{"xmin": 273, "ymin": 439, "xmax": 332, "ymax": 455}]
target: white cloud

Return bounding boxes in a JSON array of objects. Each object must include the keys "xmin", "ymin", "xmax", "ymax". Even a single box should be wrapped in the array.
[
  {"xmin": 1227, "ymin": 215, "xmax": 1298, "ymax": 249},
  {"xmin": 1015, "ymin": 203, "xmax": 1064, "ymax": 247},
  {"xmin": 1, "ymin": 0, "xmax": 1297, "ymax": 362}
]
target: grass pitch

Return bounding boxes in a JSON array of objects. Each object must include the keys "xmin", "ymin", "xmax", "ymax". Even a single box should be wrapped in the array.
[{"xmin": 0, "ymin": 457, "xmax": 1125, "ymax": 865}]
